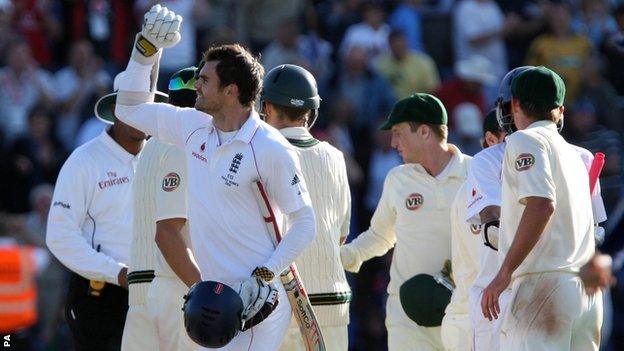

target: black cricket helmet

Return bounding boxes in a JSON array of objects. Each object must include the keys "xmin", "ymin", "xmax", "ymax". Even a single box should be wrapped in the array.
[
  {"xmin": 182, "ymin": 281, "xmax": 243, "ymax": 348},
  {"xmin": 495, "ymin": 66, "xmax": 534, "ymax": 134},
  {"xmin": 260, "ymin": 64, "xmax": 321, "ymax": 128},
  {"xmin": 168, "ymin": 66, "xmax": 197, "ymax": 108}
]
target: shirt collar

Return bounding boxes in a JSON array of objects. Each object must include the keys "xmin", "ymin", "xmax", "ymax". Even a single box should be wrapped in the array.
[
  {"xmin": 411, "ymin": 144, "xmax": 468, "ymax": 179},
  {"xmin": 279, "ymin": 127, "xmax": 313, "ymax": 140},
  {"xmin": 98, "ymin": 128, "xmax": 138, "ymax": 164},
  {"xmin": 215, "ymin": 109, "xmax": 261, "ymax": 144},
  {"xmin": 526, "ymin": 120, "xmax": 557, "ymax": 131}
]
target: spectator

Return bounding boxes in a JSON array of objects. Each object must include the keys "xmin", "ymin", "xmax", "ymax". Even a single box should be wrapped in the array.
[
  {"xmin": 315, "ymin": 0, "xmax": 362, "ymax": 55},
  {"xmin": 0, "ymin": 0, "xmax": 14, "ymax": 58},
  {"xmin": 261, "ymin": 18, "xmax": 310, "ymax": 71},
  {"xmin": 339, "ymin": 2, "xmax": 391, "ymax": 61},
  {"xmin": 435, "ymin": 54, "xmax": 495, "ymax": 130},
  {"xmin": 375, "ymin": 29, "xmax": 440, "ymax": 99},
  {"xmin": 0, "ymin": 41, "xmax": 56, "ymax": 144},
  {"xmin": 564, "ymin": 98, "xmax": 622, "ymax": 213},
  {"xmin": 6, "ymin": 105, "xmax": 67, "ymax": 214},
  {"xmin": 602, "ymin": 4, "xmax": 624, "ymax": 95},
  {"xmin": 572, "ymin": 0, "xmax": 618, "ymax": 48},
  {"xmin": 453, "ymin": 0, "xmax": 508, "ymax": 99},
  {"xmin": 388, "ymin": 0, "xmax": 424, "ymax": 52},
  {"xmin": 236, "ymin": 0, "xmax": 306, "ymax": 53},
  {"xmin": 449, "ymin": 102, "xmax": 483, "ymax": 156},
  {"xmin": 54, "ymin": 40, "xmax": 110, "ymax": 150},
  {"xmin": 12, "ymin": 0, "xmax": 61, "ymax": 67},
  {"xmin": 497, "ymin": 0, "xmax": 550, "ymax": 69},
  {"xmin": 525, "ymin": 1, "xmax": 593, "ymax": 103},
  {"xmin": 25, "ymin": 184, "xmax": 68, "ymax": 350},
  {"xmin": 297, "ymin": 8, "xmax": 334, "ymax": 95}
]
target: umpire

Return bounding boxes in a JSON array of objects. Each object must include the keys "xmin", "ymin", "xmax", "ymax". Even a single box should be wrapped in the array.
[{"xmin": 45, "ymin": 84, "xmax": 156, "ymax": 350}]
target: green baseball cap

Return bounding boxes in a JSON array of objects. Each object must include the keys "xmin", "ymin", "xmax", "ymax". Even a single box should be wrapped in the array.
[
  {"xmin": 399, "ymin": 274, "xmax": 452, "ymax": 327},
  {"xmin": 379, "ymin": 93, "xmax": 448, "ymax": 131},
  {"xmin": 510, "ymin": 66, "xmax": 566, "ymax": 109},
  {"xmin": 94, "ymin": 91, "xmax": 168, "ymax": 124}
]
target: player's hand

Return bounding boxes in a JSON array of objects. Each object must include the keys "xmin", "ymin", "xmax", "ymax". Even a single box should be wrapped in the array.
[
  {"xmin": 118, "ymin": 267, "xmax": 128, "ymax": 289},
  {"xmin": 481, "ymin": 269, "xmax": 511, "ymax": 321},
  {"xmin": 238, "ymin": 276, "xmax": 279, "ymax": 330},
  {"xmin": 580, "ymin": 254, "xmax": 616, "ymax": 295},
  {"xmin": 132, "ymin": 4, "xmax": 182, "ymax": 64},
  {"xmin": 340, "ymin": 245, "xmax": 363, "ymax": 273}
]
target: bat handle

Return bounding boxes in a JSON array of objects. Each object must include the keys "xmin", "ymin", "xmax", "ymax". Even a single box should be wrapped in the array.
[{"xmin": 589, "ymin": 152, "xmax": 605, "ymax": 195}]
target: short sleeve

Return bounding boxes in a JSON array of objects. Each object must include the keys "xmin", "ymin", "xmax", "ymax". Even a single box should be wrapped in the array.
[
  {"xmin": 506, "ymin": 133, "xmax": 556, "ymax": 204},
  {"xmin": 265, "ymin": 147, "xmax": 312, "ymax": 215},
  {"xmin": 155, "ymin": 146, "xmax": 188, "ymax": 221},
  {"xmin": 466, "ymin": 153, "xmax": 502, "ymax": 223}
]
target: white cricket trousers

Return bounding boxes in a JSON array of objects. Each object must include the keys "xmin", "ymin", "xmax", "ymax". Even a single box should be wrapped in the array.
[
  {"xmin": 441, "ymin": 313, "xmax": 471, "ymax": 351},
  {"xmin": 279, "ymin": 324, "xmax": 348, "ymax": 351},
  {"xmin": 386, "ymin": 294, "xmax": 444, "ymax": 350},
  {"xmin": 205, "ymin": 283, "xmax": 292, "ymax": 351},
  {"xmin": 121, "ymin": 304, "xmax": 158, "ymax": 351},
  {"xmin": 500, "ymin": 272, "xmax": 602, "ymax": 351},
  {"xmin": 146, "ymin": 276, "xmax": 196, "ymax": 351},
  {"xmin": 468, "ymin": 286, "xmax": 511, "ymax": 351}
]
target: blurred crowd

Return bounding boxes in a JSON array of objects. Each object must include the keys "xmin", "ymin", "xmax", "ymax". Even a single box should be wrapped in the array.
[{"xmin": 1, "ymin": 0, "xmax": 623, "ymax": 350}]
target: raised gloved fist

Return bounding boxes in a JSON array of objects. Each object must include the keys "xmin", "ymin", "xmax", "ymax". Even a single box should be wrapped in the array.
[
  {"xmin": 237, "ymin": 275, "xmax": 279, "ymax": 331},
  {"xmin": 132, "ymin": 4, "xmax": 182, "ymax": 64}
]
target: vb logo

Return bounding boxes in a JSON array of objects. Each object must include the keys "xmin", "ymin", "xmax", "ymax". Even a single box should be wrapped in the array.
[
  {"xmin": 162, "ymin": 172, "xmax": 181, "ymax": 192},
  {"xmin": 515, "ymin": 153, "xmax": 535, "ymax": 171},
  {"xmin": 405, "ymin": 193, "xmax": 424, "ymax": 211}
]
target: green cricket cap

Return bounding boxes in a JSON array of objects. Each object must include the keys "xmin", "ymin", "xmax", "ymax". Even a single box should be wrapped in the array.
[
  {"xmin": 510, "ymin": 66, "xmax": 566, "ymax": 109},
  {"xmin": 379, "ymin": 93, "xmax": 448, "ymax": 131},
  {"xmin": 399, "ymin": 274, "xmax": 452, "ymax": 327}
]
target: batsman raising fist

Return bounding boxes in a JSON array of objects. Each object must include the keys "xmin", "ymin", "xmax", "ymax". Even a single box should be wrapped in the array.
[{"xmin": 114, "ymin": 5, "xmax": 317, "ymax": 350}]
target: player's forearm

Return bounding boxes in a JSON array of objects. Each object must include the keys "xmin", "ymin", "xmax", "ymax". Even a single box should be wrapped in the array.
[
  {"xmin": 155, "ymin": 223, "xmax": 201, "ymax": 288},
  {"xmin": 264, "ymin": 205, "xmax": 316, "ymax": 274},
  {"xmin": 499, "ymin": 197, "xmax": 554, "ymax": 276}
]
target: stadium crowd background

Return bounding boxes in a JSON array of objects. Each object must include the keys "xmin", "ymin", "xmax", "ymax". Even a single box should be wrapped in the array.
[{"xmin": 0, "ymin": 0, "xmax": 623, "ymax": 350}]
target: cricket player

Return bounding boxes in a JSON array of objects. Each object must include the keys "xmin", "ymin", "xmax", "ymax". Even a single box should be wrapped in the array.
[
  {"xmin": 340, "ymin": 93, "xmax": 471, "ymax": 350},
  {"xmin": 113, "ymin": 6, "xmax": 316, "ymax": 350},
  {"xmin": 441, "ymin": 111, "xmax": 504, "ymax": 351},
  {"xmin": 480, "ymin": 67, "xmax": 602, "ymax": 350},
  {"xmin": 470, "ymin": 68, "xmax": 610, "ymax": 351},
  {"xmin": 260, "ymin": 64, "xmax": 352, "ymax": 351},
  {"xmin": 121, "ymin": 67, "xmax": 199, "ymax": 351},
  {"xmin": 46, "ymin": 88, "xmax": 148, "ymax": 350}
]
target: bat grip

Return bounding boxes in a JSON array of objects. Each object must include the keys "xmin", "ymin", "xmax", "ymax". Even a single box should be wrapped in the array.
[{"xmin": 589, "ymin": 152, "xmax": 605, "ymax": 195}]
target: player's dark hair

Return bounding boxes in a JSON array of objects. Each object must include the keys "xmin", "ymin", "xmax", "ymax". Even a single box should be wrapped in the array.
[
  {"xmin": 267, "ymin": 102, "xmax": 310, "ymax": 123},
  {"xmin": 517, "ymin": 99, "xmax": 561, "ymax": 123},
  {"xmin": 408, "ymin": 122, "xmax": 448, "ymax": 141},
  {"xmin": 202, "ymin": 44, "xmax": 264, "ymax": 107}
]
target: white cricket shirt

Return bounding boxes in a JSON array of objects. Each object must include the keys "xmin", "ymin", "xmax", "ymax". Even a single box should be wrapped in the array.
[
  {"xmin": 500, "ymin": 120, "xmax": 595, "ymax": 278},
  {"xmin": 46, "ymin": 129, "xmax": 141, "ymax": 284},
  {"xmin": 115, "ymin": 101, "xmax": 314, "ymax": 287},
  {"xmin": 345, "ymin": 145, "xmax": 471, "ymax": 295},
  {"xmin": 128, "ymin": 138, "xmax": 189, "ymax": 305},
  {"xmin": 446, "ymin": 182, "xmax": 482, "ymax": 315},
  {"xmin": 280, "ymin": 127, "xmax": 351, "ymax": 326}
]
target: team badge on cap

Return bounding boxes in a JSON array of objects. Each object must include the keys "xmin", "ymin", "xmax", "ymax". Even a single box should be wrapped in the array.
[
  {"xmin": 162, "ymin": 172, "xmax": 181, "ymax": 192},
  {"xmin": 515, "ymin": 153, "xmax": 535, "ymax": 171},
  {"xmin": 405, "ymin": 193, "xmax": 424, "ymax": 211}
]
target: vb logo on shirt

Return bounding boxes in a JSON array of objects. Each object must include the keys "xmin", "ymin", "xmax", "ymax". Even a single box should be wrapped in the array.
[
  {"xmin": 162, "ymin": 172, "xmax": 181, "ymax": 192},
  {"xmin": 515, "ymin": 153, "xmax": 535, "ymax": 171},
  {"xmin": 470, "ymin": 224, "xmax": 482, "ymax": 235},
  {"xmin": 405, "ymin": 193, "xmax": 424, "ymax": 211}
]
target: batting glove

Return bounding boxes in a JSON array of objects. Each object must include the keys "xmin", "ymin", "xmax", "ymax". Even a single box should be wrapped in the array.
[
  {"xmin": 132, "ymin": 4, "xmax": 182, "ymax": 65},
  {"xmin": 238, "ymin": 275, "xmax": 279, "ymax": 331},
  {"xmin": 340, "ymin": 245, "xmax": 363, "ymax": 273}
]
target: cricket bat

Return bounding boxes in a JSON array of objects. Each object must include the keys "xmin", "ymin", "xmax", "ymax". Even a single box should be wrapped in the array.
[{"xmin": 251, "ymin": 180, "xmax": 326, "ymax": 351}]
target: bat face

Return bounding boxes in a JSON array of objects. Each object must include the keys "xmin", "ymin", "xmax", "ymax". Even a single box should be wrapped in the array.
[{"xmin": 252, "ymin": 180, "xmax": 326, "ymax": 351}]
